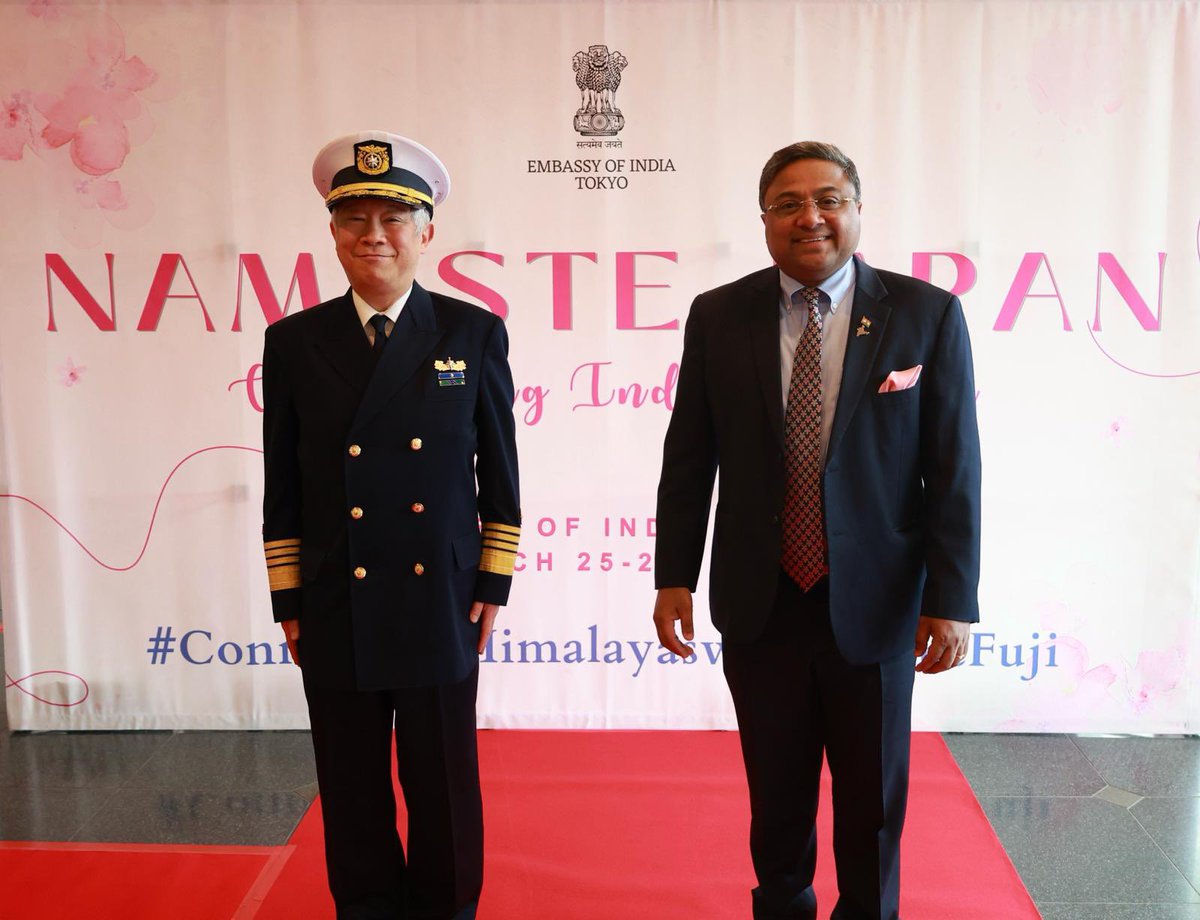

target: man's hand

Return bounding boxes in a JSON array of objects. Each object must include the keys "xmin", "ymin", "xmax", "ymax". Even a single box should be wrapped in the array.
[
  {"xmin": 470, "ymin": 601, "xmax": 500, "ymax": 655},
  {"xmin": 281, "ymin": 619, "xmax": 300, "ymax": 666},
  {"xmin": 653, "ymin": 587, "xmax": 696, "ymax": 658},
  {"xmin": 914, "ymin": 616, "xmax": 971, "ymax": 674}
]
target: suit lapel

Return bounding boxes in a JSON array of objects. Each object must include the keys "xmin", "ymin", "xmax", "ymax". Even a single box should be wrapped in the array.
[
  {"xmin": 312, "ymin": 293, "xmax": 374, "ymax": 395},
  {"xmin": 747, "ymin": 270, "xmax": 786, "ymax": 449},
  {"xmin": 828, "ymin": 257, "xmax": 890, "ymax": 461},
  {"xmin": 352, "ymin": 281, "xmax": 442, "ymax": 432}
]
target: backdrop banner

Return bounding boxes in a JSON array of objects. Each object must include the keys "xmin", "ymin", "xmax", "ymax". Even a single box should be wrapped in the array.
[{"xmin": 1, "ymin": 0, "xmax": 1197, "ymax": 732}]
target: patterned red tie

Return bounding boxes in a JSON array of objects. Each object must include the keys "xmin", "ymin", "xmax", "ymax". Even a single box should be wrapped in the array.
[{"xmin": 781, "ymin": 286, "xmax": 827, "ymax": 590}]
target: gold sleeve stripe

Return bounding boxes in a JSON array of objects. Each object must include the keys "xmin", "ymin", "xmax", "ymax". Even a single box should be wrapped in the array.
[
  {"xmin": 264, "ymin": 538, "xmax": 301, "ymax": 591},
  {"xmin": 482, "ymin": 523, "xmax": 521, "ymax": 538},
  {"xmin": 479, "ymin": 548, "xmax": 516, "ymax": 577},
  {"xmin": 479, "ymin": 521, "xmax": 519, "ymax": 576},
  {"xmin": 267, "ymin": 564, "xmax": 301, "ymax": 591},
  {"xmin": 482, "ymin": 537, "xmax": 520, "ymax": 551}
]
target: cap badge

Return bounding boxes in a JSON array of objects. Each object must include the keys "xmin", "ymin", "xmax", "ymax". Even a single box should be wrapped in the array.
[{"xmin": 355, "ymin": 142, "xmax": 391, "ymax": 176}]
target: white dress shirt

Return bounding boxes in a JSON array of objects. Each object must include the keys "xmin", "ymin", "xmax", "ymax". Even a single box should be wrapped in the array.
[{"xmin": 352, "ymin": 286, "xmax": 413, "ymax": 345}]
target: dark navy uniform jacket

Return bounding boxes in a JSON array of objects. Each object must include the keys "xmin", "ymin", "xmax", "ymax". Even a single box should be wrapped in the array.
[
  {"xmin": 655, "ymin": 257, "xmax": 981, "ymax": 664},
  {"xmin": 261, "ymin": 283, "xmax": 520, "ymax": 690}
]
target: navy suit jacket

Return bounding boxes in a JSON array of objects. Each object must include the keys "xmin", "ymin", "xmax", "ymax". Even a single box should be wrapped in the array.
[
  {"xmin": 655, "ymin": 257, "xmax": 981, "ymax": 664},
  {"xmin": 261, "ymin": 284, "xmax": 521, "ymax": 690}
]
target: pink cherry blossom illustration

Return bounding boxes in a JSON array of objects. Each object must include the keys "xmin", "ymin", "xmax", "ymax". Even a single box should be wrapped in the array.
[
  {"xmin": 40, "ymin": 86, "xmax": 133, "ymax": 175},
  {"xmin": 1105, "ymin": 415, "xmax": 1130, "ymax": 443},
  {"xmin": 1035, "ymin": 599, "xmax": 1073, "ymax": 630},
  {"xmin": 27, "ymin": 0, "xmax": 62, "ymax": 20},
  {"xmin": 1046, "ymin": 634, "xmax": 1117, "ymax": 702},
  {"xmin": 57, "ymin": 357, "xmax": 86, "ymax": 387},
  {"xmin": 1124, "ymin": 648, "xmax": 1185, "ymax": 714},
  {"xmin": 48, "ymin": 155, "xmax": 153, "ymax": 248},
  {"xmin": 1028, "ymin": 29, "xmax": 1123, "ymax": 127},
  {"xmin": 1, "ymin": 92, "xmax": 43, "ymax": 161},
  {"xmin": 994, "ymin": 632, "xmax": 1118, "ymax": 731},
  {"xmin": 1033, "ymin": 604, "xmax": 1117, "ymax": 706},
  {"xmin": 71, "ymin": 174, "xmax": 126, "ymax": 210},
  {"xmin": 35, "ymin": 14, "xmax": 157, "ymax": 176}
]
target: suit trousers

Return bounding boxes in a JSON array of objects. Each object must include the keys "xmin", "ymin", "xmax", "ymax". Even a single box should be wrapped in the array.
[
  {"xmin": 722, "ymin": 573, "xmax": 915, "ymax": 920},
  {"xmin": 303, "ymin": 664, "xmax": 483, "ymax": 920}
]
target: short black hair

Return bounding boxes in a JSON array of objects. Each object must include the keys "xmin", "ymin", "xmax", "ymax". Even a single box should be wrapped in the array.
[{"xmin": 758, "ymin": 142, "xmax": 861, "ymax": 210}]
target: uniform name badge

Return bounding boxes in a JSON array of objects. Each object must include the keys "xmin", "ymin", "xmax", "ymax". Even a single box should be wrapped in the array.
[{"xmin": 434, "ymin": 357, "xmax": 467, "ymax": 387}]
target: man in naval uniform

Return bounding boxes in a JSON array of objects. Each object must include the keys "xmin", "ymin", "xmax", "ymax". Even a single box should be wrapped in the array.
[{"xmin": 261, "ymin": 131, "xmax": 521, "ymax": 920}]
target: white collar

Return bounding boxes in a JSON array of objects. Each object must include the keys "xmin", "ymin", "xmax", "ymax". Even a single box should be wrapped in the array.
[
  {"xmin": 352, "ymin": 285, "xmax": 413, "ymax": 329},
  {"xmin": 778, "ymin": 258, "xmax": 856, "ymax": 315}
]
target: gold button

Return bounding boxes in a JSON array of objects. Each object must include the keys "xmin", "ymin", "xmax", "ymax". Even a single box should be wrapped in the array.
[
  {"xmin": 350, "ymin": 507, "xmax": 363, "ymax": 520},
  {"xmin": 411, "ymin": 502, "xmax": 425, "ymax": 514},
  {"xmin": 413, "ymin": 563, "xmax": 425, "ymax": 576},
  {"xmin": 348, "ymin": 444, "xmax": 362, "ymax": 457},
  {"xmin": 353, "ymin": 566, "xmax": 367, "ymax": 579},
  {"xmin": 410, "ymin": 438, "xmax": 423, "ymax": 450}
]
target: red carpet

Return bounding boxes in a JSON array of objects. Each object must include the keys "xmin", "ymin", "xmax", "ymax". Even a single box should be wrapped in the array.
[
  {"xmin": 259, "ymin": 731, "xmax": 1038, "ymax": 919},
  {"xmin": 0, "ymin": 841, "xmax": 291, "ymax": 919},
  {"xmin": 0, "ymin": 732, "xmax": 1037, "ymax": 919}
]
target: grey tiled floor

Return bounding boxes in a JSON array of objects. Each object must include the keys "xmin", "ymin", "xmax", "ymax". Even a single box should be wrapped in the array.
[
  {"xmin": 0, "ymin": 626, "xmax": 317, "ymax": 846},
  {"xmin": 4, "ymin": 625, "xmax": 1199, "ymax": 918},
  {"xmin": 944, "ymin": 733, "xmax": 1200, "ymax": 919}
]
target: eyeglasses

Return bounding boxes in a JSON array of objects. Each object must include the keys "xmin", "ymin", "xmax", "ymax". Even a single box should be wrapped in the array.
[{"xmin": 763, "ymin": 196, "xmax": 858, "ymax": 219}]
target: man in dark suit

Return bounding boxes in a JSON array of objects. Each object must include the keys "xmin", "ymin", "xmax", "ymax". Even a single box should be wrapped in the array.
[
  {"xmin": 653, "ymin": 142, "xmax": 981, "ymax": 919},
  {"xmin": 261, "ymin": 131, "xmax": 520, "ymax": 920}
]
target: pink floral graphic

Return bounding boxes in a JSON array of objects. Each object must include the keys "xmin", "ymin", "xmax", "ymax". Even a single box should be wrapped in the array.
[
  {"xmin": 70, "ymin": 174, "xmax": 126, "ymax": 211},
  {"xmin": 49, "ymin": 153, "xmax": 152, "ymax": 247},
  {"xmin": 1105, "ymin": 415, "xmax": 1129, "ymax": 443},
  {"xmin": 6, "ymin": 11, "xmax": 168, "ymax": 244},
  {"xmin": 40, "ymin": 87, "xmax": 135, "ymax": 175},
  {"xmin": 57, "ymin": 357, "xmax": 86, "ymax": 387},
  {"xmin": 1124, "ymin": 649, "xmax": 1185, "ymax": 714},
  {"xmin": 1028, "ymin": 29, "xmax": 1123, "ymax": 127},
  {"xmin": 35, "ymin": 15, "xmax": 157, "ymax": 176},
  {"xmin": 1038, "ymin": 632, "xmax": 1186, "ymax": 719},
  {"xmin": 26, "ymin": 0, "xmax": 62, "ymax": 20},
  {"xmin": 995, "ymin": 633, "xmax": 1117, "ymax": 731},
  {"xmin": 1047, "ymin": 635, "xmax": 1118, "ymax": 697},
  {"xmin": 1, "ymin": 92, "xmax": 43, "ymax": 161}
]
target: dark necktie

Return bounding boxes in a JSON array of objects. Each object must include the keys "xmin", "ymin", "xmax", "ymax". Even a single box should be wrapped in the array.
[
  {"xmin": 368, "ymin": 313, "xmax": 390, "ymax": 362},
  {"xmin": 781, "ymin": 286, "xmax": 827, "ymax": 590}
]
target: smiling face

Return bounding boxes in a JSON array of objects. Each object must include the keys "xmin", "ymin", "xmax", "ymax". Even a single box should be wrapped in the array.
[
  {"xmin": 330, "ymin": 198, "xmax": 433, "ymax": 309},
  {"xmin": 760, "ymin": 158, "xmax": 861, "ymax": 286}
]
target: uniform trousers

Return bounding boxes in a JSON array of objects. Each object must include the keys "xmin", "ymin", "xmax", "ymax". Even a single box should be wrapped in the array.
[
  {"xmin": 303, "ymin": 663, "xmax": 483, "ymax": 920},
  {"xmin": 722, "ymin": 573, "xmax": 915, "ymax": 920}
]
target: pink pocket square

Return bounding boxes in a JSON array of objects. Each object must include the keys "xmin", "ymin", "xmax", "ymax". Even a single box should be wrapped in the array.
[{"xmin": 878, "ymin": 365, "xmax": 922, "ymax": 393}]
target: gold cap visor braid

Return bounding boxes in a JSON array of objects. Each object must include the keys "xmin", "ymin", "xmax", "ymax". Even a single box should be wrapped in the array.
[{"xmin": 325, "ymin": 182, "xmax": 435, "ymax": 209}]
